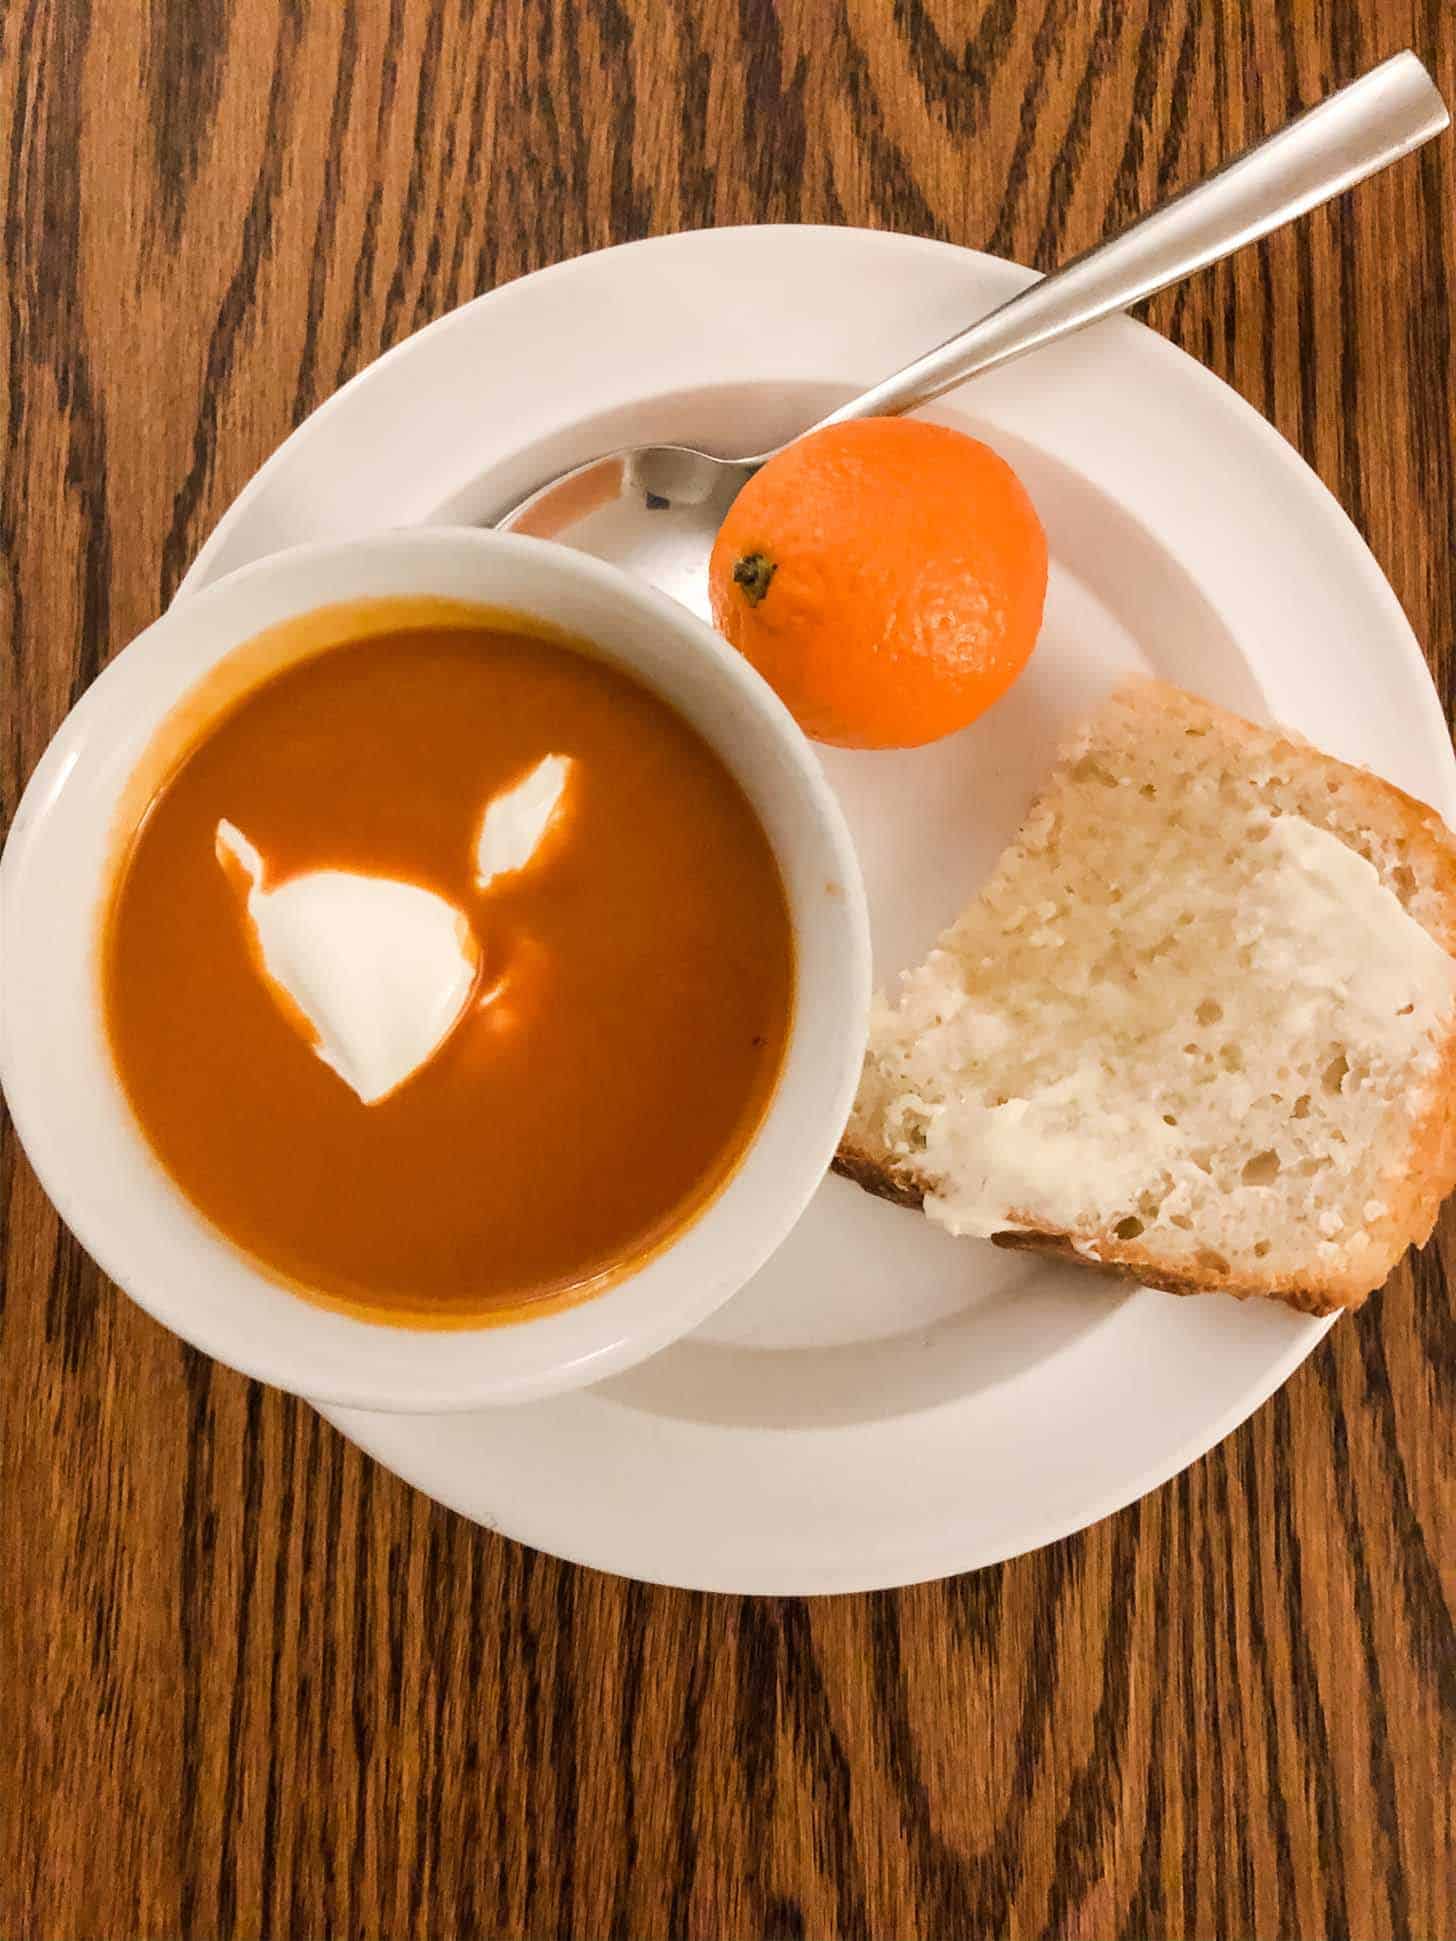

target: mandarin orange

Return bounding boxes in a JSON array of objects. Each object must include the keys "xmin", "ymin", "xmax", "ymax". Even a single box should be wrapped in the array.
[{"xmin": 708, "ymin": 417, "xmax": 1047, "ymax": 748}]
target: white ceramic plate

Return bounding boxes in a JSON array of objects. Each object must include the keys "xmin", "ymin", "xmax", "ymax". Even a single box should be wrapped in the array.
[{"xmin": 179, "ymin": 226, "xmax": 1455, "ymax": 1593}]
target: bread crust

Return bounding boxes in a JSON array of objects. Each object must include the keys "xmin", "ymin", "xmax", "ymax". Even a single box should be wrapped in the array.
[
  {"xmin": 835, "ymin": 679, "xmax": 1456, "ymax": 1317},
  {"xmin": 834, "ymin": 1143, "xmax": 1354, "ymax": 1315},
  {"xmin": 831, "ymin": 1141, "xmax": 925, "ymax": 1209}
]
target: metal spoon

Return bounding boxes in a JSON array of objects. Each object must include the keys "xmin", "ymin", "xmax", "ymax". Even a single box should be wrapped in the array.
[{"xmin": 493, "ymin": 51, "xmax": 1446, "ymax": 608}]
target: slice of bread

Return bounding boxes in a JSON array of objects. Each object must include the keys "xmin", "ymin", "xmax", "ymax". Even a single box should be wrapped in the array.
[{"xmin": 835, "ymin": 680, "xmax": 1456, "ymax": 1316}]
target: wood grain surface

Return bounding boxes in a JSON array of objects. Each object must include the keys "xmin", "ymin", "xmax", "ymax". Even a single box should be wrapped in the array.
[{"xmin": 3, "ymin": 3, "xmax": 1454, "ymax": 1937}]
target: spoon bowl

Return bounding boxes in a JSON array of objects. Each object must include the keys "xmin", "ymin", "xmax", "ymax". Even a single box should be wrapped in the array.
[{"xmin": 503, "ymin": 445, "xmax": 756, "ymax": 617}]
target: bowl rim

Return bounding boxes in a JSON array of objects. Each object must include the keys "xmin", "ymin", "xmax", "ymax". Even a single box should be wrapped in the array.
[{"xmin": 0, "ymin": 526, "xmax": 872, "ymax": 1410}]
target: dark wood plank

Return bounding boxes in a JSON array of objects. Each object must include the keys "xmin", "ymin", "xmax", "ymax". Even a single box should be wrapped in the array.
[{"xmin": 2, "ymin": 2, "xmax": 1452, "ymax": 1936}]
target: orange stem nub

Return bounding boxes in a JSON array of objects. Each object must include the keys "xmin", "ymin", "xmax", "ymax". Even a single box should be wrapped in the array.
[{"xmin": 732, "ymin": 553, "xmax": 776, "ymax": 606}]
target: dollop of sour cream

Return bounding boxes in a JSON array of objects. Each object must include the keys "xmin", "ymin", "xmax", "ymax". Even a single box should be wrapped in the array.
[
  {"xmin": 215, "ymin": 755, "xmax": 575, "ymax": 1106},
  {"xmin": 216, "ymin": 822, "xmax": 479, "ymax": 1105},
  {"xmin": 474, "ymin": 754, "xmax": 571, "ymax": 889}
]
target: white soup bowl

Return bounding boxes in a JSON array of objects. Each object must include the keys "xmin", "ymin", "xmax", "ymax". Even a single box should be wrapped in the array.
[{"xmin": 0, "ymin": 528, "xmax": 871, "ymax": 1410}]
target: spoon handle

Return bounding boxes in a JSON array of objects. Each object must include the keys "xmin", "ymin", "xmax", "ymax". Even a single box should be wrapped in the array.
[{"xmin": 811, "ymin": 50, "xmax": 1448, "ymax": 430}]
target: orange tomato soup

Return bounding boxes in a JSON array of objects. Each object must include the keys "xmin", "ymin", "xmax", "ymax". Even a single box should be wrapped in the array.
[{"xmin": 102, "ymin": 609, "xmax": 794, "ymax": 1325}]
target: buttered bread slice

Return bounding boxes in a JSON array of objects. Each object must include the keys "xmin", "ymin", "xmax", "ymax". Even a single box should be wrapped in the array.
[{"xmin": 836, "ymin": 680, "xmax": 1456, "ymax": 1315}]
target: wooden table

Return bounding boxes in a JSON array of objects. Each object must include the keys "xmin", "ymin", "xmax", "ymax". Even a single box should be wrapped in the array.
[{"xmin": 3, "ymin": 4, "xmax": 1453, "ymax": 1936}]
